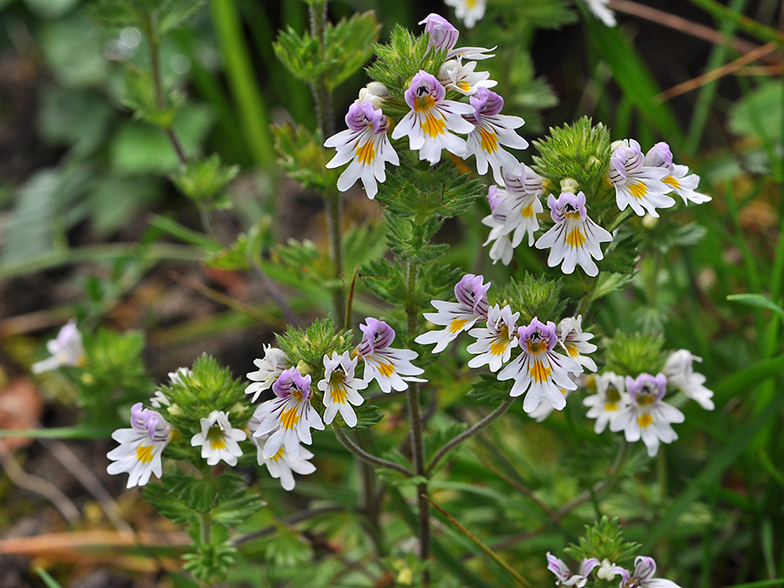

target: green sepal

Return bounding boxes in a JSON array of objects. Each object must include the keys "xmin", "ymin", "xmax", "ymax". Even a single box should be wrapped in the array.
[
  {"xmin": 501, "ymin": 274, "xmax": 566, "ymax": 325},
  {"xmin": 564, "ymin": 516, "xmax": 641, "ymax": 570},
  {"xmin": 273, "ymin": 12, "xmax": 380, "ymax": 91},
  {"xmin": 603, "ymin": 331, "xmax": 666, "ymax": 376},
  {"xmin": 171, "ymin": 154, "xmax": 238, "ymax": 209},
  {"xmin": 272, "ymin": 123, "xmax": 340, "ymax": 193},
  {"xmin": 276, "ymin": 317, "xmax": 353, "ymax": 376}
]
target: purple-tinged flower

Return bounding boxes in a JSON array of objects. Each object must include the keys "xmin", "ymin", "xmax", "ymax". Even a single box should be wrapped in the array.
[
  {"xmin": 420, "ymin": 13, "xmax": 460, "ymax": 52},
  {"xmin": 416, "ymin": 274, "xmax": 491, "ymax": 353},
  {"xmin": 497, "ymin": 317, "xmax": 582, "ymax": 413},
  {"xmin": 663, "ymin": 349, "xmax": 714, "ymax": 410},
  {"xmin": 495, "ymin": 164, "xmax": 545, "ymax": 247},
  {"xmin": 610, "ymin": 373, "xmax": 684, "ymax": 457},
  {"xmin": 391, "ymin": 70, "xmax": 474, "ymax": 164},
  {"xmin": 546, "ymin": 552, "xmax": 600, "ymax": 587},
  {"xmin": 107, "ymin": 403, "xmax": 171, "ymax": 488},
  {"xmin": 356, "ymin": 318, "xmax": 425, "ymax": 393},
  {"xmin": 467, "ymin": 304, "xmax": 520, "ymax": 372},
  {"xmin": 253, "ymin": 367, "xmax": 324, "ymax": 460},
  {"xmin": 644, "ymin": 142, "xmax": 711, "ymax": 206},
  {"xmin": 482, "ymin": 186, "xmax": 515, "ymax": 265},
  {"xmin": 556, "ymin": 315, "xmax": 598, "ymax": 373},
  {"xmin": 584, "ymin": 371, "xmax": 629, "ymax": 433},
  {"xmin": 325, "ymin": 100, "xmax": 399, "ymax": 199},
  {"xmin": 248, "ymin": 416, "xmax": 316, "ymax": 491},
  {"xmin": 535, "ymin": 191, "xmax": 613, "ymax": 276},
  {"xmin": 31, "ymin": 319, "xmax": 87, "ymax": 374},
  {"xmin": 464, "ymin": 88, "xmax": 528, "ymax": 184},
  {"xmin": 612, "ymin": 556, "xmax": 682, "ymax": 588},
  {"xmin": 445, "ymin": 0, "xmax": 487, "ymax": 28},
  {"xmin": 246, "ymin": 344, "xmax": 288, "ymax": 402},
  {"xmin": 609, "ymin": 139, "xmax": 674, "ymax": 217},
  {"xmin": 318, "ymin": 351, "xmax": 367, "ymax": 427}
]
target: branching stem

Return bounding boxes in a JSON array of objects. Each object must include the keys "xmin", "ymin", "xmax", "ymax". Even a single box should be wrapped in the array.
[{"xmin": 333, "ymin": 426, "xmax": 414, "ymax": 478}]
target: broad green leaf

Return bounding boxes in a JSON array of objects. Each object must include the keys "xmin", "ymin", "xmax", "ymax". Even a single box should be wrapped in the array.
[
  {"xmin": 728, "ymin": 81, "xmax": 783, "ymax": 143},
  {"xmin": 351, "ymin": 404, "xmax": 385, "ymax": 430}
]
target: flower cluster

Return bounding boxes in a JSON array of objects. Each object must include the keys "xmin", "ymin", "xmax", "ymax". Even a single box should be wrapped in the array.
[
  {"xmin": 325, "ymin": 14, "xmax": 527, "ymax": 198},
  {"xmin": 546, "ymin": 553, "xmax": 682, "ymax": 588},
  {"xmin": 483, "ymin": 138, "xmax": 710, "ymax": 271},
  {"xmin": 105, "ymin": 316, "xmax": 425, "ymax": 492},
  {"xmin": 417, "ymin": 274, "xmax": 595, "ymax": 414},
  {"xmin": 582, "ymin": 348, "xmax": 713, "ymax": 456}
]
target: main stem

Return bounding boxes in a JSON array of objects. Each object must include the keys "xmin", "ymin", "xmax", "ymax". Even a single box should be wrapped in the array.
[
  {"xmin": 405, "ymin": 262, "xmax": 430, "ymax": 583},
  {"xmin": 308, "ymin": 0, "xmax": 344, "ymax": 326}
]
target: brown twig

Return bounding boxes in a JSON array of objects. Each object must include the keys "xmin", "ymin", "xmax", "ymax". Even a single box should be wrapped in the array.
[
  {"xmin": 657, "ymin": 42, "xmax": 778, "ymax": 101},
  {"xmin": 608, "ymin": 0, "xmax": 779, "ymax": 63}
]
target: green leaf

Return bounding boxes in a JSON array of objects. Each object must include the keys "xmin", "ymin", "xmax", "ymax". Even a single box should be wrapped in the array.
[
  {"xmin": 591, "ymin": 272, "xmax": 635, "ymax": 301},
  {"xmin": 467, "ymin": 374, "xmax": 510, "ymax": 404},
  {"xmin": 727, "ymin": 293, "xmax": 784, "ymax": 321},
  {"xmin": 157, "ymin": 0, "xmax": 206, "ymax": 35},
  {"xmin": 351, "ymin": 403, "xmax": 385, "ymax": 430},
  {"xmin": 272, "ymin": 123, "xmax": 340, "ymax": 193},
  {"xmin": 144, "ymin": 482, "xmax": 196, "ymax": 524},
  {"xmin": 171, "ymin": 154, "xmax": 239, "ymax": 208},
  {"xmin": 33, "ymin": 567, "xmax": 64, "ymax": 588},
  {"xmin": 39, "ymin": 16, "xmax": 109, "ymax": 88},
  {"xmin": 322, "ymin": 11, "xmax": 380, "ymax": 91},
  {"xmin": 211, "ymin": 491, "xmax": 266, "ymax": 526}
]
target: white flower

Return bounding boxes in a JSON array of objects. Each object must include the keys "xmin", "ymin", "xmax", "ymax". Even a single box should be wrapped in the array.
[
  {"xmin": 357, "ymin": 82, "xmax": 390, "ymax": 109},
  {"xmin": 496, "ymin": 164, "xmax": 545, "ymax": 247},
  {"xmin": 246, "ymin": 344, "xmax": 288, "ymax": 403},
  {"xmin": 464, "ymin": 88, "xmax": 528, "ymax": 184},
  {"xmin": 612, "ymin": 556, "xmax": 682, "ymax": 588},
  {"xmin": 167, "ymin": 366, "xmax": 193, "ymax": 385},
  {"xmin": 438, "ymin": 58, "xmax": 496, "ymax": 96},
  {"xmin": 31, "ymin": 319, "xmax": 87, "ymax": 373},
  {"xmin": 318, "ymin": 351, "xmax": 367, "ymax": 427},
  {"xmin": 608, "ymin": 139, "xmax": 674, "ymax": 218},
  {"xmin": 546, "ymin": 552, "xmax": 600, "ymax": 587},
  {"xmin": 190, "ymin": 410, "xmax": 247, "ymax": 467},
  {"xmin": 663, "ymin": 349, "xmax": 714, "ymax": 410},
  {"xmin": 644, "ymin": 142, "xmax": 711, "ymax": 206},
  {"xmin": 482, "ymin": 186, "xmax": 515, "ymax": 265},
  {"xmin": 445, "ymin": 0, "xmax": 487, "ymax": 28},
  {"xmin": 466, "ymin": 304, "xmax": 520, "ymax": 372},
  {"xmin": 415, "ymin": 274, "xmax": 491, "ymax": 353},
  {"xmin": 528, "ymin": 389, "xmax": 571, "ymax": 422},
  {"xmin": 149, "ymin": 390, "xmax": 171, "ymax": 409},
  {"xmin": 325, "ymin": 100, "xmax": 399, "ymax": 199},
  {"xmin": 535, "ymin": 191, "xmax": 613, "ymax": 277},
  {"xmin": 581, "ymin": 0, "xmax": 616, "ymax": 26},
  {"xmin": 596, "ymin": 559, "xmax": 617, "ymax": 581},
  {"xmin": 248, "ymin": 417, "xmax": 316, "ymax": 491},
  {"xmin": 107, "ymin": 403, "xmax": 171, "ymax": 488},
  {"xmin": 583, "ymin": 371, "xmax": 629, "ymax": 433},
  {"xmin": 556, "ymin": 315, "xmax": 598, "ymax": 372},
  {"xmin": 497, "ymin": 317, "xmax": 582, "ymax": 413},
  {"xmin": 610, "ymin": 373, "xmax": 685, "ymax": 457},
  {"xmin": 391, "ymin": 70, "xmax": 474, "ymax": 164},
  {"xmin": 356, "ymin": 318, "xmax": 426, "ymax": 393},
  {"xmin": 252, "ymin": 367, "xmax": 324, "ymax": 460},
  {"xmin": 419, "ymin": 13, "xmax": 494, "ymax": 60}
]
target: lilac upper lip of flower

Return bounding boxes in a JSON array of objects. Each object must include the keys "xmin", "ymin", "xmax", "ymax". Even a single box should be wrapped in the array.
[
  {"xmin": 454, "ymin": 274, "xmax": 491, "ymax": 316},
  {"xmin": 346, "ymin": 100, "xmax": 388, "ymax": 135},
  {"xmin": 518, "ymin": 318, "xmax": 557, "ymax": 351},
  {"xmin": 626, "ymin": 373, "xmax": 667, "ymax": 402},
  {"xmin": 404, "ymin": 71, "xmax": 446, "ymax": 109},
  {"xmin": 419, "ymin": 13, "xmax": 459, "ymax": 52},
  {"xmin": 273, "ymin": 367, "xmax": 312, "ymax": 401},
  {"xmin": 357, "ymin": 318, "xmax": 396, "ymax": 356},
  {"xmin": 547, "ymin": 192, "xmax": 587, "ymax": 223},
  {"xmin": 464, "ymin": 87, "xmax": 504, "ymax": 124}
]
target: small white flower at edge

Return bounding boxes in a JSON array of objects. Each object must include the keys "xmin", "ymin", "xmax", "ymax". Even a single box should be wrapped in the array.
[
  {"xmin": 248, "ymin": 416, "xmax": 316, "ymax": 491},
  {"xmin": 246, "ymin": 344, "xmax": 288, "ymax": 403},
  {"xmin": 608, "ymin": 139, "xmax": 674, "ymax": 218},
  {"xmin": 318, "ymin": 351, "xmax": 367, "ymax": 428},
  {"xmin": 191, "ymin": 410, "xmax": 247, "ymax": 467},
  {"xmin": 444, "ymin": 0, "xmax": 487, "ymax": 28},
  {"xmin": 663, "ymin": 349, "xmax": 714, "ymax": 410},
  {"xmin": 546, "ymin": 552, "xmax": 600, "ymax": 587},
  {"xmin": 584, "ymin": 371, "xmax": 629, "ymax": 434},
  {"xmin": 107, "ymin": 403, "xmax": 171, "ymax": 488},
  {"xmin": 31, "ymin": 319, "xmax": 87, "ymax": 374}
]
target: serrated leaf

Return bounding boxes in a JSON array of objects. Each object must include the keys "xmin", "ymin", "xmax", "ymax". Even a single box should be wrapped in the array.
[
  {"xmin": 143, "ymin": 482, "xmax": 196, "ymax": 524},
  {"xmin": 322, "ymin": 12, "xmax": 380, "ymax": 91},
  {"xmin": 272, "ymin": 123, "xmax": 339, "ymax": 192},
  {"xmin": 592, "ymin": 272, "xmax": 635, "ymax": 301},
  {"xmin": 425, "ymin": 421, "xmax": 468, "ymax": 465},
  {"xmin": 351, "ymin": 403, "xmax": 385, "ymax": 430},
  {"xmin": 211, "ymin": 491, "xmax": 266, "ymax": 526},
  {"xmin": 467, "ymin": 374, "xmax": 510, "ymax": 404}
]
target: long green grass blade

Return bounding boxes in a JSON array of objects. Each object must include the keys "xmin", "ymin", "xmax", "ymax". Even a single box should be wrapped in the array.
[
  {"xmin": 580, "ymin": 5, "xmax": 683, "ymax": 143},
  {"xmin": 34, "ymin": 567, "xmax": 64, "ymax": 588},
  {"xmin": 686, "ymin": 0, "xmax": 784, "ymax": 47},
  {"xmin": 209, "ymin": 0, "xmax": 274, "ymax": 168}
]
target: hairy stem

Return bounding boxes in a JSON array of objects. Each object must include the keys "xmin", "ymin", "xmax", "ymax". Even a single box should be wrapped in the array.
[
  {"xmin": 333, "ymin": 426, "xmax": 414, "ymax": 477},
  {"xmin": 405, "ymin": 262, "xmax": 430, "ymax": 583},
  {"xmin": 427, "ymin": 398, "xmax": 515, "ymax": 475}
]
